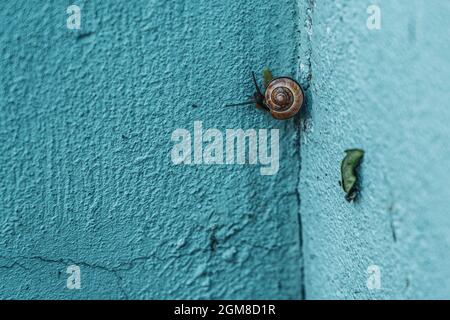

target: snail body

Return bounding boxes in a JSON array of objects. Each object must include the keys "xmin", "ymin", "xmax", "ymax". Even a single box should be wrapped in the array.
[{"xmin": 226, "ymin": 69, "xmax": 304, "ymax": 120}]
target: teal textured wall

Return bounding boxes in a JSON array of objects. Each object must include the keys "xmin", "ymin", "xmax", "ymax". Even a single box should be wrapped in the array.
[
  {"xmin": 1, "ymin": 0, "xmax": 449, "ymax": 300},
  {"xmin": 0, "ymin": 0, "xmax": 305, "ymax": 299}
]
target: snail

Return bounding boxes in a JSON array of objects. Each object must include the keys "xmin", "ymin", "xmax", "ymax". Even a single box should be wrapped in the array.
[{"xmin": 226, "ymin": 68, "xmax": 304, "ymax": 120}]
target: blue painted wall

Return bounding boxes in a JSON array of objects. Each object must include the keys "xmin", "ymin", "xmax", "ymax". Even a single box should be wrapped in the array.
[
  {"xmin": 300, "ymin": 0, "xmax": 450, "ymax": 299},
  {"xmin": 0, "ymin": 0, "xmax": 449, "ymax": 300},
  {"xmin": 0, "ymin": 0, "xmax": 304, "ymax": 299}
]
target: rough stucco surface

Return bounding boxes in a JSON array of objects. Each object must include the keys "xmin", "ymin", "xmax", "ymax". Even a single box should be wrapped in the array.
[
  {"xmin": 300, "ymin": 0, "xmax": 450, "ymax": 299},
  {"xmin": 2, "ymin": 0, "xmax": 449, "ymax": 301},
  {"xmin": 0, "ymin": 0, "xmax": 309, "ymax": 299}
]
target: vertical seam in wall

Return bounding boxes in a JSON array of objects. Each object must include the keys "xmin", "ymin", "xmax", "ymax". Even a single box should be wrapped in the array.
[
  {"xmin": 294, "ymin": 125, "xmax": 305, "ymax": 300},
  {"xmin": 294, "ymin": 0, "xmax": 305, "ymax": 300},
  {"xmin": 295, "ymin": 0, "xmax": 314, "ymax": 300},
  {"xmin": 303, "ymin": 0, "xmax": 314, "ymax": 91}
]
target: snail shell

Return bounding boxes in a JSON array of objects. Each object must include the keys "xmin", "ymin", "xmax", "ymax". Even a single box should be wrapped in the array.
[{"xmin": 265, "ymin": 77, "xmax": 304, "ymax": 120}]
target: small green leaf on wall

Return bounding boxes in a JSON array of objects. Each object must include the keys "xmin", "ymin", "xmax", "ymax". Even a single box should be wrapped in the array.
[
  {"xmin": 341, "ymin": 149, "xmax": 365, "ymax": 202},
  {"xmin": 263, "ymin": 67, "xmax": 273, "ymax": 88}
]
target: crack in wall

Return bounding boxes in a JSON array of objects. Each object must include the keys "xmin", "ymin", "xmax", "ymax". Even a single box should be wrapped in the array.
[
  {"xmin": 0, "ymin": 215, "xmax": 270, "ymax": 298},
  {"xmin": 0, "ymin": 254, "xmax": 177, "ymax": 299}
]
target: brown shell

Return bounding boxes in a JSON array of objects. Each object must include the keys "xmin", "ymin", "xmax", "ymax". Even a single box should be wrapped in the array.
[{"xmin": 265, "ymin": 77, "xmax": 304, "ymax": 120}]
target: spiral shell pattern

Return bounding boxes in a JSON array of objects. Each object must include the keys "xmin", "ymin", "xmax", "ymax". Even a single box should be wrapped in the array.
[{"xmin": 265, "ymin": 77, "xmax": 304, "ymax": 120}]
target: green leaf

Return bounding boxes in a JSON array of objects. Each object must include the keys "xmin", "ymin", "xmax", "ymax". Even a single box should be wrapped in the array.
[
  {"xmin": 263, "ymin": 68, "xmax": 273, "ymax": 88},
  {"xmin": 341, "ymin": 149, "xmax": 364, "ymax": 201}
]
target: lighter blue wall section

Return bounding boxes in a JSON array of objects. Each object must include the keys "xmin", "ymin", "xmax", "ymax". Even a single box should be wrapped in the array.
[
  {"xmin": 0, "ymin": 0, "xmax": 306, "ymax": 299},
  {"xmin": 300, "ymin": 0, "xmax": 450, "ymax": 299}
]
